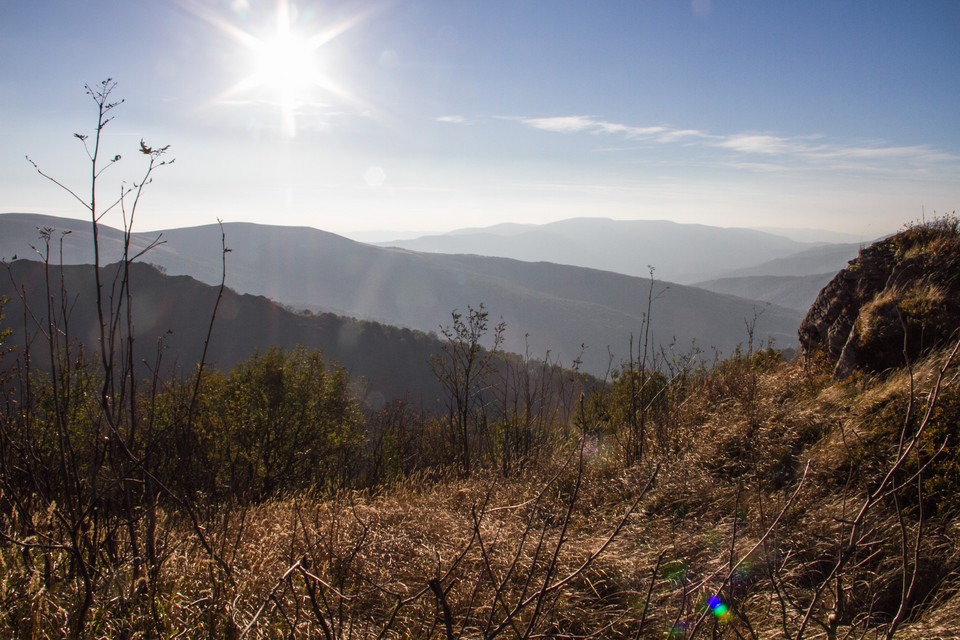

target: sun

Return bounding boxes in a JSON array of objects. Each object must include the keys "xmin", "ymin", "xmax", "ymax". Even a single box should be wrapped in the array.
[
  {"xmin": 253, "ymin": 31, "xmax": 317, "ymax": 97},
  {"xmin": 250, "ymin": 26, "xmax": 322, "ymax": 132},
  {"xmin": 242, "ymin": 1, "xmax": 335, "ymax": 136},
  {"xmin": 183, "ymin": 0, "xmax": 365, "ymax": 137}
]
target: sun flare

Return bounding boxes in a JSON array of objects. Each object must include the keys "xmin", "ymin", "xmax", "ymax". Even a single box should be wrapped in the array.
[
  {"xmin": 244, "ymin": 3, "xmax": 331, "ymax": 136},
  {"xmin": 250, "ymin": 27, "xmax": 321, "ymax": 131},
  {"xmin": 254, "ymin": 33, "xmax": 317, "ymax": 94},
  {"xmin": 185, "ymin": 0, "xmax": 364, "ymax": 137}
]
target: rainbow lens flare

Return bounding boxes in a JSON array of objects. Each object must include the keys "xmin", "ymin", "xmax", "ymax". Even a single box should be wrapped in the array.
[{"xmin": 708, "ymin": 595, "xmax": 731, "ymax": 618}]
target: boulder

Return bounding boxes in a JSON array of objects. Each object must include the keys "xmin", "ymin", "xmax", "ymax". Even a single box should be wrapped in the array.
[{"xmin": 798, "ymin": 219, "xmax": 960, "ymax": 380}]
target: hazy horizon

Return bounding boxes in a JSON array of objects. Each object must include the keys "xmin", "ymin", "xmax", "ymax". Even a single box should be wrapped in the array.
[
  {"xmin": 0, "ymin": 210, "xmax": 884, "ymax": 247},
  {"xmin": 1, "ymin": 1, "xmax": 957, "ymax": 239}
]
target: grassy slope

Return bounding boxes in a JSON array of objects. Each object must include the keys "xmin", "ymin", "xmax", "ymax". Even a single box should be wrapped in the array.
[
  {"xmin": 5, "ymin": 345, "xmax": 957, "ymax": 638},
  {"xmin": 229, "ymin": 349, "xmax": 958, "ymax": 638}
]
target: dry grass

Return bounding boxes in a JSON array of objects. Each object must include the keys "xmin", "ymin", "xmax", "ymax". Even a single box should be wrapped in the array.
[{"xmin": 3, "ymin": 344, "xmax": 960, "ymax": 638}]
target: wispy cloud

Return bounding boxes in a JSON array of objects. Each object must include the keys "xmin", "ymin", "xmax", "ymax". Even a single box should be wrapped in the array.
[
  {"xmin": 724, "ymin": 161, "xmax": 791, "ymax": 173},
  {"xmin": 717, "ymin": 134, "xmax": 801, "ymax": 155},
  {"xmin": 654, "ymin": 128, "xmax": 713, "ymax": 144},
  {"xmin": 804, "ymin": 144, "xmax": 957, "ymax": 164},
  {"xmin": 437, "ymin": 114, "xmax": 468, "ymax": 124},
  {"xmin": 515, "ymin": 115, "xmax": 959, "ymax": 173},
  {"xmin": 522, "ymin": 115, "xmax": 601, "ymax": 133},
  {"xmin": 521, "ymin": 116, "xmax": 667, "ymax": 139}
]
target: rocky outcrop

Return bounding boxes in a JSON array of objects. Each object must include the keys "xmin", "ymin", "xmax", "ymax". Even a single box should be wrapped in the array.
[{"xmin": 799, "ymin": 220, "xmax": 960, "ymax": 379}]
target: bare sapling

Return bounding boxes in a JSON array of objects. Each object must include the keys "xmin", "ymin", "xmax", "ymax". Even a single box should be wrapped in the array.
[{"xmin": 0, "ymin": 79, "xmax": 228, "ymax": 638}]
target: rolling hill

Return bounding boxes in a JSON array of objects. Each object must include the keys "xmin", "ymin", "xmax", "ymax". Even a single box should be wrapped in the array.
[
  {"xmin": 719, "ymin": 240, "xmax": 864, "ymax": 278},
  {"xmin": 1, "ymin": 213, "xmax": 804, "ymax": 376}
]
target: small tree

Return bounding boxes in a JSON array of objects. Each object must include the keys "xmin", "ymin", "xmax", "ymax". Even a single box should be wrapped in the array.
[
  {"xmin": 620, "ymin": 267, "xmax": 668, "ymax": 465},
  {"xmin": 490, "ymin": 340, "xmax": 572, "ymax": 475},
  {"xmin": 431, "ymin": 304, "xmax": 504, "ymax": 475}
]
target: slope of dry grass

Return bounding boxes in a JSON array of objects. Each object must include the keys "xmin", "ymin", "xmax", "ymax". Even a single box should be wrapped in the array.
[{"xmin": 6, "ymin": 341, "xmax": 959, "ymax": 638}]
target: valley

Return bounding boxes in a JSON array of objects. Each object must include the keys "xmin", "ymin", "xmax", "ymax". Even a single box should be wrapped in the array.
[{"xmin": 1, "ymin": 213, "xmax": 835, "ymax": 378}]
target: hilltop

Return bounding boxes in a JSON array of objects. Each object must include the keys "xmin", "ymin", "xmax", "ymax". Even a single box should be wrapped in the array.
[{"xmin": 800, "ymin": 216, "xmax": 960, "ymax": 380}]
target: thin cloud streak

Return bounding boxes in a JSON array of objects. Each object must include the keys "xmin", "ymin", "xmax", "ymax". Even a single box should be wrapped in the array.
[
  {"xmin": 717, "ymin": 134, "xmax": 801, "ymax": 155},
  {"xmin": 520, "ymin": 116, "xmax": 667, "ymax": 139},
  {"xmin": 654, "ymin": 129, "xmax": 713, "ymax": 143},
  {"xmin": 512, "ymin": 115, "xmax": 959, "ymax": 173}
]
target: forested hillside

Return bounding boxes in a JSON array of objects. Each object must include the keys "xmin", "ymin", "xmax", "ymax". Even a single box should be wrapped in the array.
[{"xmin": 0, "ymin": 259, "xmax": 447, "ymax": 405}]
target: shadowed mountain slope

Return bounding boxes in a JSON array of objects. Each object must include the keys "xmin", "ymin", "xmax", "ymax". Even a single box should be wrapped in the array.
[{"xmin": 0, "ymin": 260, "xmax": 444, "ymax": 405}]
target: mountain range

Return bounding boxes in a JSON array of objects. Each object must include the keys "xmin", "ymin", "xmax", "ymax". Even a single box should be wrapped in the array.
[
  {"xmin": 378, "ymin": 218, "xmax": 868, "ymax": 313},
  {"xmin": 374, "ymin": 217, "xmax": 863, "ymax": 284},
  {"xmin": 1, "ymin": 213, "xmax": 822, "ymax": 378}
]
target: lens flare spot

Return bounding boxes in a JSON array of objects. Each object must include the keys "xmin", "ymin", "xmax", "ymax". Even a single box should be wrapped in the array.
[
  {"xmin": 707, "ymin": 595, "xmax": 732, "ymax": 621},
  {"xmin": 364, "ymin": 166, "xmax": 386, "ymax": 188}
]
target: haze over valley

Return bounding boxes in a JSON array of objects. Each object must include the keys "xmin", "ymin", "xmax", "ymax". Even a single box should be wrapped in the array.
[{"xmin": 1, "ymin": 212, "xmax": 819, "ymax": 378}]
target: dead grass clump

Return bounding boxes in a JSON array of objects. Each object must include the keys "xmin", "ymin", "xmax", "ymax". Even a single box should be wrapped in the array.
[{"xmin": 94, "ymin": 445, "xmax": 661, "ymax": 638}]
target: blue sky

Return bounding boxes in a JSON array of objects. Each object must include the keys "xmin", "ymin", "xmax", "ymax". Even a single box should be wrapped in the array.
[{"xmin": 1, "ymin": 0, "xmax": 957, "ymax": 239}]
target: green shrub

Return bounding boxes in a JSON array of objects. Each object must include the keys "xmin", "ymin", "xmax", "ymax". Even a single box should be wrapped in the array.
[{"xmin": 182, "ymin": 346, "xmax": 365, "ymax": 502}]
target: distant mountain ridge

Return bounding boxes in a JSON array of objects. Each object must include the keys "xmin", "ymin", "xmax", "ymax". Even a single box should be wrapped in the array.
[
  {"xmin": 1, "ymin": 213, "xmax": 804, "ymax": 376},
  {"xmin": 375, "ymin": 217, "xmax": 827, "ymax": 284},
  {"xmin": 691, "ymin": 273, "xmax": 837, "ymax": 312},
  {"xmin": 719, "ymin": 242, "xmax": 866, "ymax": 278}
]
